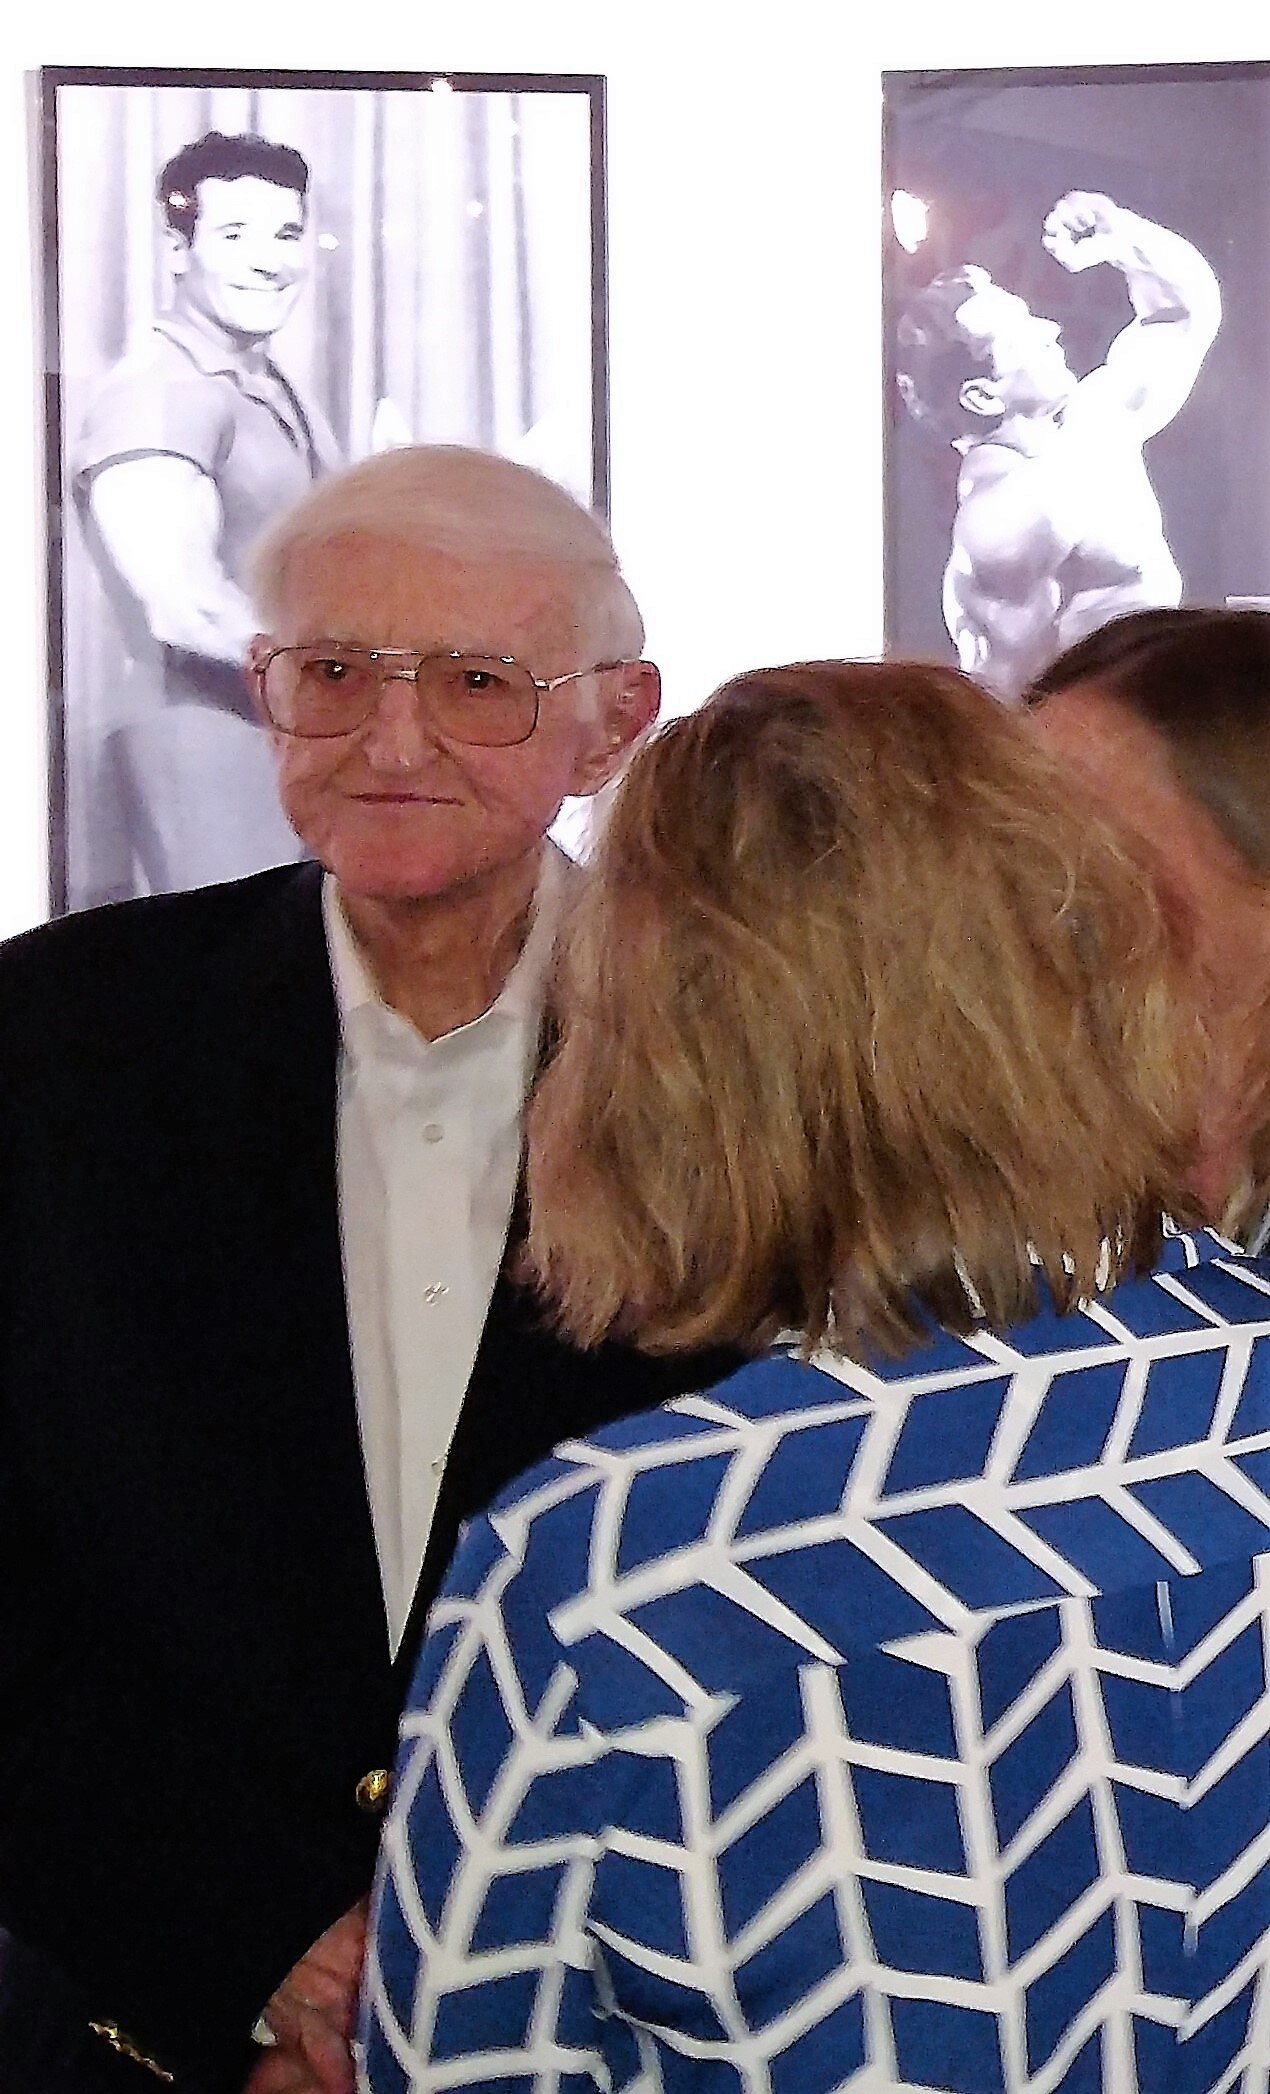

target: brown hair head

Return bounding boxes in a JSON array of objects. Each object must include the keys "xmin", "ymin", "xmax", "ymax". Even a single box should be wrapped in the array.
[
  {"xmin": 1029, "ymin": 607, "xmax": 1270, "ymax": 878},
  {"xmin": 524, "ymin": 659, "xmax": 1199, "ymax": 1360}
]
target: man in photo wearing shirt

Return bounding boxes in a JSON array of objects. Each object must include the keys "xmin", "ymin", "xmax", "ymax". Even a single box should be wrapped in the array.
[
  {"xmin": 73, "ymin": 129, "xmax": 341, "ymax": 901},
  {"xmin": 0, "ymin": 445, "xmax": 737, "ymax": 2094}
]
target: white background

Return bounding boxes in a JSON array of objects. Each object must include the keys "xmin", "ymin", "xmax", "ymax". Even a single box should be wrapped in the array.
[{"xmin": 3, "ymin": 0, "xmax": 1265, "ymax": 939}]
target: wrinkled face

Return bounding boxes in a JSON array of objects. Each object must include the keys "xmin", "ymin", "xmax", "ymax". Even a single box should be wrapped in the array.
[
  {"xmin": 956, "ymin": 279, "xmax": 1074, "ymax": 418},
  {"xmin": 173, "ymin": 175, "xmax": 308, "ymax": 341},
  {"xmin": 258, "ymin": 533, "xmax": 646, "ymax": 903}
]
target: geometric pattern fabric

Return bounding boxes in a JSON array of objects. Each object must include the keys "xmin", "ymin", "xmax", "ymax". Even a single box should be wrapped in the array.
[{"xmin": 361, "ymin": 1231, "xmax": 1270, "ymax": 2091}]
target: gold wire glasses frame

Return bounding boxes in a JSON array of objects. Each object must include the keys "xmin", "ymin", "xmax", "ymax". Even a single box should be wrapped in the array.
[{"xmin": 251, "ymin": 643, "xmax": 632, "ymax": 748}]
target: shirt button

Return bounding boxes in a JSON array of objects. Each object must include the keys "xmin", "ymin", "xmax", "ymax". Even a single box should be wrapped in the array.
[
  {"xmin": 422, "ymin": 1282, "xmax": 449, "ymax": 1305},
  {"xmin": 422, "ymin": 1123, "xmax": 444, "ymax": 1143},
  {"xmin": 429, "ymin": 1456, "xmax": 444, "ymax": 1474}
]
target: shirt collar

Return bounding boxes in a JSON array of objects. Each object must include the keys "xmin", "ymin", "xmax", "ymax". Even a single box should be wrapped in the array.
[
  {"xmin": 323, "ymin": 842, "xmax": 573, "ymax": 1049},
  {"xmin": 153, "ymin": 298, "xmax": 277, "ymax": 381}
]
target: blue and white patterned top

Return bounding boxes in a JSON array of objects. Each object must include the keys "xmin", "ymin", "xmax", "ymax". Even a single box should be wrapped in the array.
[{"xmin": 362, "ymin": 1231, "xmax": 1270, "ymax": 2093}]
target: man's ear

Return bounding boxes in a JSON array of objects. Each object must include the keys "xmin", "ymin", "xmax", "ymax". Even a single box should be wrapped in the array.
[
  {"xmin": 244, "ymin": 636, "xmax": 276, "ymax": 736},
  {"xmin": 165, "ymin": 226, "xmax": 193, "ymax": 279},
  {"xmin": 571, "ymin": 661, "xmax": 661, "ymax": 798},
  {"xmin": 959, "ymin": 375, "xmax": 1004, "ymax": 421}
]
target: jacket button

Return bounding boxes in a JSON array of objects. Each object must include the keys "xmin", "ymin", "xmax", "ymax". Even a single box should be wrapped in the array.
[{"xmin": 355, "ymin": 1767, "xmax": 391, "ymax": 1813}]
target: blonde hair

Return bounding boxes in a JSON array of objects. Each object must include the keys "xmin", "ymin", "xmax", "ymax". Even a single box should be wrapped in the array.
[
  {"xmin": 524, "ymin": 659, "xmax": 1201, "ymax": 1359},
  {"xmin": 250, "ymin": 444, "xmax": 644, "ymax": 657}
]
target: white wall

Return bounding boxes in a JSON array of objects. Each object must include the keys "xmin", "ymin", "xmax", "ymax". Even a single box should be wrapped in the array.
[{"xmin": 2, "ymin": 0, "xmax": 1264, "ymax": 938}]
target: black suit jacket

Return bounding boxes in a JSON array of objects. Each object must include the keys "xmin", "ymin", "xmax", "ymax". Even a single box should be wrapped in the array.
[{"xmin": 0, "ymin": 864, "xmax": 738, "ymax": 2090}]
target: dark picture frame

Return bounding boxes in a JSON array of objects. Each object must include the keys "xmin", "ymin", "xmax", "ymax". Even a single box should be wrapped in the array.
[
  {"xmin": 883, "ymin": 61, "xmax": 1270, "ymax": 700},
  {"xmin": 40, "ymin": 66, "xmax": 608, "ymax": 914}
]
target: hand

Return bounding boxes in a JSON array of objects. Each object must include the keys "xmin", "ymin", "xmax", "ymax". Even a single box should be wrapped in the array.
[
  {"xmin": 1041, "ymin": 191, "xmax": 1124, "ymax": 273},
  {"xmin": 243, "ymin": 2053, "xmax": 335, "ymax": 2094},
  {"xmin": 243, "ymin": 1900, "xmax": 368, "ymax": 2094}
]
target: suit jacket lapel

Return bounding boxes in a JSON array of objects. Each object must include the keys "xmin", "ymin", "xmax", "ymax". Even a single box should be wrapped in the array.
[{"xmin": 209, "ymin": 865, "xmax": 391, "ymax": 1684}]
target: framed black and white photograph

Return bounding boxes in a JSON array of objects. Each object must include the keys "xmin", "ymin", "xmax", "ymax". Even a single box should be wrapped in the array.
[
  {"xmin": 41, "ymin": 65, "xmax": 607, "ymax": 913},
  {"xmin": 883, "ymin": 62, "xmax": 1270, "ymax": 703}
]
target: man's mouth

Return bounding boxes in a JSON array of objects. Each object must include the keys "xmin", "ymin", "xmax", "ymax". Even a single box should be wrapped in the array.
[{"xmin": 353, "ymin": 790, "xmax": 462, "ymax": 804}]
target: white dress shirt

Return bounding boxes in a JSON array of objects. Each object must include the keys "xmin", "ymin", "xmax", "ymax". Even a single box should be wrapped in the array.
[{"xmin": 323, "ymin": 848, "xmax": 567, "ymax": 1651}]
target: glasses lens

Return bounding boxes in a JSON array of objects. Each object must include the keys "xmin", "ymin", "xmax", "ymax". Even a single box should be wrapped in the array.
[
  {"xmin": 264, "ymin": 647, "xmax": 381, "ymax": 736},
  {"xmin": 261, "ymin": 648, "xmax": 541, "ymax": 744},
  {"xmin": 422, "ymin": 656, "xmax": 538, "ymax": 747}
]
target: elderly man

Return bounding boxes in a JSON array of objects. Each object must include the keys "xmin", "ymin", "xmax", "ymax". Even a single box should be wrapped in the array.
[
  {"xmin": 896, "ymin": 191, "xmax": 1220, "ymax": 702},
  {"xmin": 0, "ymin": 447, "xmax": 735, "ymax": 2094}
]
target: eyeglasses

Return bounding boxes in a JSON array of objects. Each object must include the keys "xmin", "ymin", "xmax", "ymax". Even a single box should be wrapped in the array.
[{"xmin": 251, "ymin": 643, "xmax": 631, "ymax": 747}]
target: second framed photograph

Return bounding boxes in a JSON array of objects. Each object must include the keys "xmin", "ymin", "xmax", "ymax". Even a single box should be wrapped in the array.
[
  {"xmin": 884, "ymin": 62, "xmax": 1270, "ymax": 703},
  {"xmin": 42, "ymin": 66, "xmax": 607, "ymax": 913}
]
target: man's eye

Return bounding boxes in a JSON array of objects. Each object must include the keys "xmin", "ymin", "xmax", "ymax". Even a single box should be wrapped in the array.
[
  {"xmin": 463, "ymin": 669, "xmax": 508, "ymax": 694},
  {"xmin": 310, "ymin": 658, "xmax": 350, "ymax": 684}
]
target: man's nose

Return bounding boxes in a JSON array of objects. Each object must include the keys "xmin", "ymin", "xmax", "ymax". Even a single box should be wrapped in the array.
[
  {"xmin": 360, "ymin": 673, "xmax": 445, "ymax": 769},
  {"xmin": 245, "ymin": 245, "xmax": 285, "ymax": 278}
]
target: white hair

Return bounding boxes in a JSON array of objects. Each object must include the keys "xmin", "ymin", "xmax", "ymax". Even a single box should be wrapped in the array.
[{"xmin": 250, "ymin": 444, "xmax": 644, "ymax": 656}]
